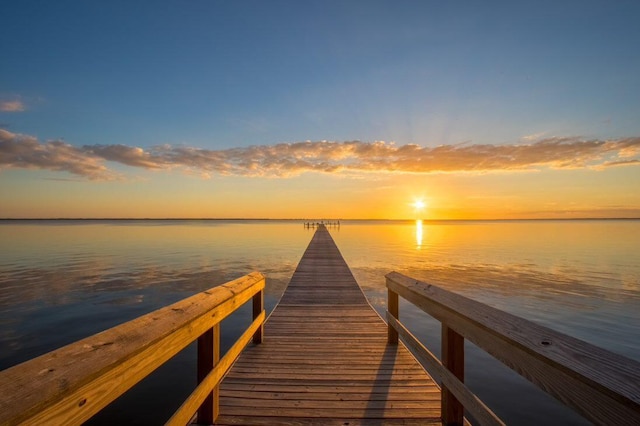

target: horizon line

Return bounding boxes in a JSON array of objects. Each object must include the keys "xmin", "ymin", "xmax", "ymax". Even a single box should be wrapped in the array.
[{"xmin": 1, "ymin": 217, "xmax": 639, "ymax": 222}]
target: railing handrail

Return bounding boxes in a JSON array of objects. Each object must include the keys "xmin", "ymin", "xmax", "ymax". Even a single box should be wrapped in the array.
[
  {"xmin": 386, "ymin": 271, "xmax": 640, "ymax": 426},
  {"xmin": 0, "ymin": 271, "xmax": 266, "ymax": 425}
]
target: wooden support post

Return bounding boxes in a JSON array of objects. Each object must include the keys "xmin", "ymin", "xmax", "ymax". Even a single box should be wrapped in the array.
[
  {"xmin": 197, "ymin": 324, "xmax": 220, "ymax": 424},
  {"xmin": 253, "ymin": 289, "xmax": 264, "ymax": 344},
  {"xmin": 442, "ymin": 324, "xmax": 464, "ymax": 426},
  {"xmin": 388, "ymin": 289, "xmax": 399, "ymax": 344}
]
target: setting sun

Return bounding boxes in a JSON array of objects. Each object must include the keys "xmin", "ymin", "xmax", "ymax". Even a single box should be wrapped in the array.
[{"xmin": 412, "ymin": 200, "xmax": 426, "ymax": 211}]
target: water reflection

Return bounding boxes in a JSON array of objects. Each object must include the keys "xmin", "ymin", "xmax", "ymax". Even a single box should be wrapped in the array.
[
  {"xmin": 1, "ymin": 219, "xmax": 639, "ymax": 426},
  {"xmin": 415, "ymin": 219, "xmax": 423, "ymax": 248},
  {"xmin": 0, "ymin": 220, "xmax": 306, "ymax": 370}
]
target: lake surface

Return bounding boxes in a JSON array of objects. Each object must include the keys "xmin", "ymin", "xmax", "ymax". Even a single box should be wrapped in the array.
[{"xmin": 1, "ymin": 219, "xmax": 638, "ymax": 425}]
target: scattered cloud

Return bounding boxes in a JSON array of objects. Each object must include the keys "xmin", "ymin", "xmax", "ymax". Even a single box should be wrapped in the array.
[
  {"xmin": 83, "ymin": 144, "xmax": 165, "ymax": 169},
  {"xmin": 1, "ymin": 129, "xmax": 639, "ymax": 180},
  {"xmin": 0, "ymin": 129, "xmax": 117, "ymax": 180},
  {"xmin": 599, "ymin": 159, "xmax": 640, "ymax": 169},
  {"xmin": 0, "ymin": 99, "xmax": 26, "ymax": 112},
  {"xmin": 520, "ymin": 132, "xmax": 547, "ymax": 142}
]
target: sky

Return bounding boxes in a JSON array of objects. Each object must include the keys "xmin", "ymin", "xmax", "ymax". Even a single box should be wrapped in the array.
[{"xmin": 1, "ymin": 1, "xmax": 639, "ymax": 219}]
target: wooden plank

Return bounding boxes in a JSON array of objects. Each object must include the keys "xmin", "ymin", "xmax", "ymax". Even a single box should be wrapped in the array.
[
  {"xmin": 224, "ymin": 373, "xmax": 432, "ymax": 381},
  {"xmin": 218, "ymin": 226, "xmax": 442, "ymax": 424},
  {"xmin": 220, "ymin": 383, "xmax": 439, "ymax": 393},
  {"xmin": 214, "ymin": 417, "xmax": 441, "ymax": 426},
  {"xmin": 220, "ymin": 390, "xmax": 440, "ymax": 400},
  {"xmin": 232, "ymin": 359, "xmax": 419, "ymax": 367},
  {"xmin": 224, "ymin": 364, "xmax": 431, "ymax": 374},
  {"xmin": 387, "ymin": 271, "xmax": 640, "ymax": 425},
  {"xmin": 0, "ymin": 272, "xmax": 265, "ymax": 426},
  {"xmin": 219, "ymin": 406, "xmax": 440, "ymax": 418},
  {"xmin": 219, "ymin": 397, "xmax": 440, "ymax": 409},
  {"xmin": 222, "ymin": 378, "xmax": 436, "ymax": 387}
]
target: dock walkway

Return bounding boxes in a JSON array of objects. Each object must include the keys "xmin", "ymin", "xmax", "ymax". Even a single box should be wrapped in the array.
[{"xmin": 217, "ymin": 225, "xmax": 441, "ymax": 425}]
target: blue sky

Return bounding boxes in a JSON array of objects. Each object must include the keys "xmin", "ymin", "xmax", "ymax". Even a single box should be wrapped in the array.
[
  {"xmin": 1, "ymin": 1, "xmax": 640, "ymax": 218},
  {"xmin": 3, "ymin": 1, "xmax": 639, "ymax": 146}
]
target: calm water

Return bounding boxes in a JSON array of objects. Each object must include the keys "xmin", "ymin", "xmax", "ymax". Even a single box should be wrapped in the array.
[{"xmin": 1, "ymin": 219, "xmax": 638, "ymax": 424}]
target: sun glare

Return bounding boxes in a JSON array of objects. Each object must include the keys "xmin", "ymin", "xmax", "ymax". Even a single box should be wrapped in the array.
[
  {"xmin": 412, "ymin": 199, "xmax": 426, "ymax": 211},
  {"xmin": 415, "ymin": 219, "xmax": 423, "ymax": 248}
]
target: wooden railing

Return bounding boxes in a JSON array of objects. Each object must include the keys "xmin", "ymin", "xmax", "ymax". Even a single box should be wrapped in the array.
[
  {"xmin": 0, "ymin": 272, "xmax": 265, "ymax": 426},
  {"xmin": 386, "ymin": 271, "xmax": 640, "ymax": 426}
]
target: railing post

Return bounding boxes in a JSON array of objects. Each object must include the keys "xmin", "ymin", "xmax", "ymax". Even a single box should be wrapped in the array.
[
  {"xmin": 442, "ymin": 323, "xmax": 464, "ymax": 426},
  {"xmin": 253, "ymin": 288, "xmax": 264, "ymax": 344},
  {"xmin": 197, "ymin": 323, "xmax": 220, "ymax": 424},
  {"xmin": 388, "ymin": 288, "xmax": 399, "ymax": 344}
]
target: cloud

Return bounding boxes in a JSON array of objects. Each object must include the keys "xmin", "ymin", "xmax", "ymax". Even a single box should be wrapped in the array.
[
  {"xmin": 520, "ymin": 132, "xmax": 547, "ymax": 142},
  {"xmin": 0, "ymin": 129, "xmax": 117, "ymax": 180},
  {"xmin": 0, "ymin": 99, "xmax": 26, "ymax": 112},
  {"xmin": 600, "ymin": 159, "xmax": 640, "ymax": 168},
  {"xmin": 83, "ymin": 144, "xmax": 166, "ymax": 169},
  {"xmin": 1, "ymin": 129, "xmax": 639, "ymax": 180}
]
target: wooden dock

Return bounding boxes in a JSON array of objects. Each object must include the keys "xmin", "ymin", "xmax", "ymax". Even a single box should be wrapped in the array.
[{"xmin": 216, "ymin": 225, "xmax": 441, "ymax": 425}]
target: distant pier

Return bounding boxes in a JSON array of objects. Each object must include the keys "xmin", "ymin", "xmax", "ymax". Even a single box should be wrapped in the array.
[{"xmin": 303, "ymin": 219, "xmax": 340, "ymax": 228}]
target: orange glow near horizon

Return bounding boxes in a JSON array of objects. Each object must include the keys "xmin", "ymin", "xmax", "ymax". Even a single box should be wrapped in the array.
[{"xmin": 1, "ymin": 162, "xmax": 639, "ymax": 220}]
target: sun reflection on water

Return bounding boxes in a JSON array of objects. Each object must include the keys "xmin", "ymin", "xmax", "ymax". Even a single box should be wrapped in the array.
[{"xmin": 415, "ymin": 219, "xmax": 423, "ymax": 248}]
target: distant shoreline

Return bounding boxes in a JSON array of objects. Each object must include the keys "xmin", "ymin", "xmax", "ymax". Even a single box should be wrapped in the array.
[{"xmin": 1, "ymin": 217, "xmax": 639, "ymax": 222}]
